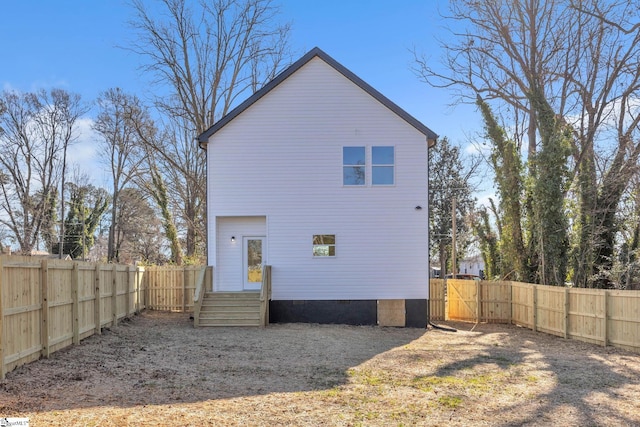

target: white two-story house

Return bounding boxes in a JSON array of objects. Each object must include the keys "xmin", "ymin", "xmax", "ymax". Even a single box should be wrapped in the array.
[{"xmin": 197, "ymin": 47, "xmax": 437, "ymax": 327}]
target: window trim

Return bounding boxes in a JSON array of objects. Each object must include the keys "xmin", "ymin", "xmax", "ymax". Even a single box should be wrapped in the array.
[
  {"xmin": 312, "ymin": 234, "xmax": 336, "ymax": 257},
  {"xmin": 341, "ymin": 145, "xmax": 396, "ymax": 187},
  {"xmin": 342, "ymin": 146, "xmax": 366, "ymax": 186},
  {"xmin": 372, "ymin": 146, "xmax": 395, "ymax": 186}
]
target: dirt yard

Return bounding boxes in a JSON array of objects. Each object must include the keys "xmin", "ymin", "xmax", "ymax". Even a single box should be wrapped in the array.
[{"xmin": 1, "ymin": 311, "xmax": 639, "ymax": 426}]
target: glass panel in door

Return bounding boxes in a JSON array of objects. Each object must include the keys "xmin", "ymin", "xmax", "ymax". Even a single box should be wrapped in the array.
[{"xmin": 244, "ymin": 237, "xmax": 264, "ymax": 290}]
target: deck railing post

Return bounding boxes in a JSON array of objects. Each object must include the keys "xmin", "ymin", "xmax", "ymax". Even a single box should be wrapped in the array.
[{"xmin": 260, "ymin": 265, "xmax": 272, "ymax": 327}]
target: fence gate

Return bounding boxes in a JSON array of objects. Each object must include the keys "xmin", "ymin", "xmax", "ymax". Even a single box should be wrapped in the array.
[{"xmin": 447, "ymin": 279, "xmax": 478, "ymax": 321}]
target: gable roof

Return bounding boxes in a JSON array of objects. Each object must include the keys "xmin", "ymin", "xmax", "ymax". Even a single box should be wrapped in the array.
[{"xmin": 197, "ymin": 47, "xmax": 438, "ymax": 148}]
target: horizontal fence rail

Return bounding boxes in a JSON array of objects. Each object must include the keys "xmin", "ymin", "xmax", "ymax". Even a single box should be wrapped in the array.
[
  {"xmin": 141, "ymin": 265, "xmax": 203, "ymax": 312},
  {"xmin": 0, "ymin": 256, "xmax": 209, "ymax": 379},
  {"xmin": 430, "ymin": 279, "xmax": 640, "ymax": 354},
  {"xmin": 0, "ymin": 256, "xmax": 146, "ymax": 379},
  {"xmin": 4, "ymin": 260, "xmax": 639, "ymax": 378}
]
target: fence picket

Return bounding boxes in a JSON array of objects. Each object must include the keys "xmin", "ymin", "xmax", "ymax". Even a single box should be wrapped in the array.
[
  {"xmin": 430, "ymin": 279, "xmax": 640, "ymax": 354},
  {"xmin": 3, "ymin": 258, "xmax": 639, "ymax": 378},
  {"xmin": 40, "ymin": 259, "xmax": 49, "ymax": 359}
]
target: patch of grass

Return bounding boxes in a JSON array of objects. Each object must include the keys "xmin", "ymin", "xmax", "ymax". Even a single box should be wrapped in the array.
[
  {"xmin": 412, "ymin": 373, "xmax": 500, "ymax": 394},
  {"xmin": 411, "ymin": 375, "xmax": 449, "ymax": 392},
  {"xmin": 360, "ymin": 372, "xmax": 384, "ymax": 386},
  {"xmin": 322, "ymin": 386, "xmax": 342, "ymax": 398},
  {"xmin": 354, "ymin": 409, "xmax": 380, "ymax": 421},
  {"xmin": 348, "ymin": 368, "xmax": 400, "ymax": 388},
  {"xmin": 437, "ymin": 395, "xmax": 463, "ymax": 408}
]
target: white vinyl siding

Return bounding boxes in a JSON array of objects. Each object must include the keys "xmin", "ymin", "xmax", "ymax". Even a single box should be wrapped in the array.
[
  {"xmin": 215, "ymin": 217, "xmax": 266, "ymax": 291},
  {"xmin": 207, "ymin": 57, "xmax": 429, "ymax": 300}
]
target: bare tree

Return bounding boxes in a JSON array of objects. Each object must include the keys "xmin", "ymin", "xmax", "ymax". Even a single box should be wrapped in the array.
[
  {"xmin": 128, "ymin": 0, "xmax": 292, "ymax": 261},
  {"xmin": 416, "ymin": 0, "xmax": 640, "ymax": 287},
  {"xmin": 0, "ymin": 89, "xmax": 85, "ymax": 254},
  {"xmin": 133, "ymin": 116, "xmax": 202, "ymax": 263},
  {"xmin": 129, "ymin": 0, "xmax": 291, "ymax": 134},
  {"xmin": 134, "ymin": 141, "xmax": 185, "ymax": 265},
  {"xmin": 116, "ymin": 187, "xmax": 167, "ymax": 265},
  {"xmin": 93, "ymin": 88, "xmax": 148, "ymax": 262}
]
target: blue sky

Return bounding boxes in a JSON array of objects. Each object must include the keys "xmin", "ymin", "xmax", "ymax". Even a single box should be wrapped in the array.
[{"xmin": 1, "ymin": 0, "xmax": 484, "ymax": 188}]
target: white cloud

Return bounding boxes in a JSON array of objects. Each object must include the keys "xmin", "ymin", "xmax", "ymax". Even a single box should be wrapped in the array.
[
  {"xmin": 68, "ymin": 117, "xmax": 110, "ymax": 187},
  {"xmin": 475, "ymin": 191, "xmax": 497, "ymax": 209}
]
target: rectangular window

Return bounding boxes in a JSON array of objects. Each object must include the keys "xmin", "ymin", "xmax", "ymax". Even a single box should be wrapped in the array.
[
  {"xmin": 313, "ymin": 234, "xmax": 336, "ymax": 257},
  {"xmin": 343, "ymin": 146, "xmax": 365, "ymax": 185},
  {"xmin": 372, "ymin": 146, "xmax": 394, "ymax": 185}
]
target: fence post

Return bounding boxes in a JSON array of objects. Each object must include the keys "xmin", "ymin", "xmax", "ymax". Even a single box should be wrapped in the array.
[
  {"xmin": 440, "ymin": 281, "xmax": 446, "ymax": 321},
  {"xmin": 94, "ymin": 263, "xmax": 101, "ymax": 335},
  {"xmin": 444, "ymin": 278, "xmax": 449, "ymax": 321},
  {"xmin": 0, "ymin": 256, "xmax": 5, "ymax": 380},
  {"xmin": 146, "ymin": 267, "xmax": 153, "ymax": 310},
  {"xmin": 112, "ymin": 264, "xmax": 118, "ymax": 327},
  {"xmin": 564, "ymin": 287, "xmax": 569, "ymax": 339},
  {"xmin": 72, "ymin": 262, "xmax": 80, "ymax": 345},
  {"xmin": 128, "ymin": 266, "xmax": 135, "ymax": 315},
  {"xmin": 138, "ymin": 267, "xmax": 145, "ymax": 311},
  {"xmin": 40, "ymin": 259, "xmax": 50, "ymax": 358},
  {"xmin": 532, "ymin": 285, "xmax": 537, "ymax": 332},
  {"xmin": 476, "ymin": 280, "xmax": 481, "ymax": 322},
  {"xmin": 603, "ymin": 290, "xmax": 609, "ymax": 347},
  {"xmin": 183, "ymin": 267, "xmax": 188, "ymax": 312},
  {"xmin": 507, "ymin": 282, "xmax": 512, "ymax": 325}
]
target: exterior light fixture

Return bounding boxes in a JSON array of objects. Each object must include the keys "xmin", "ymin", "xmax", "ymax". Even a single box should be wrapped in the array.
[
  {"xmin": 231, "ymin": 236, "xmax": 235, "ymax": 243},
  {"xmin": 415, "ymin": 205, "xmax": 422, "ymax": 210}
]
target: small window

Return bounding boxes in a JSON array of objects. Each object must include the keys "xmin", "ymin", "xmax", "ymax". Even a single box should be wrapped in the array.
[
  {"xmin": 343, "ymin": 147, "xmax": 365, "ymax": 185},
  {"xmin": 372, "ymin": 146, "xmax": 394, "ymax": 185},
  {"xmin": 313, "ymin": 234, "xmax": 336, "ymax": 257}
]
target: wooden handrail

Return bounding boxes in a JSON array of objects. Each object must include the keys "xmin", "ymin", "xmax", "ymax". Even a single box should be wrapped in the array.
[
  {"xmin": 260, "ymin": 265, "xmax": 272, "ymax": 327},
  {"xmin": 193, "ymin": 266, "xmax": 208, "ymax": 327}
]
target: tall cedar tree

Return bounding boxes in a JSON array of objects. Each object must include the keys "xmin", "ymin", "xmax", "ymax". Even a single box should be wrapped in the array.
[{"xmin": 428, "ymin": 137, "xmax": 476, "ymax": 275}]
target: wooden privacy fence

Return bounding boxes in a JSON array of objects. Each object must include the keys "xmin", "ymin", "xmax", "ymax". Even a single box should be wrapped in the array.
[
  {"xmin": 0, "ymin": 256, "xmax": 144, "ymax": 379},
  {"xmin": 141, "ymin": 265, "xmax": 203, "ymax": 312},
  {"xmin": 0, "ymin": 256, "xmax": 209, "ymax": 379},
  {"xmin": 430, "ymin": 279, "xmax": 640, "ymax": 353}
]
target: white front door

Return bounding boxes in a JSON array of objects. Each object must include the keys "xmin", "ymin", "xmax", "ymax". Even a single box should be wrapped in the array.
[{"xmin": 243, "ymin": 236, "xmax": 266, "ymax": 291}]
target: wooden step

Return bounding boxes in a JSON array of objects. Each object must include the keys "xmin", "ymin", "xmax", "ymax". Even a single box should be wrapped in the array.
[
  {"xmin": 202, "ymin": 299, "xmax": 260, "ymax": 306},
  {"xmin": 198, "ymin": 319, "xmax": 261, "ymax": 327},
  {"xmin": 195, "ymin": 291, "xmax": 262, "ymax": 327}
]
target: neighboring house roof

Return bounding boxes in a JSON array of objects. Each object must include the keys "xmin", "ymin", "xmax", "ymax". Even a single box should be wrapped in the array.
[
  {"xmin": 197, "ymin": 47, "xmax": 438, "ymax": 148},
  {"xmin": 30, "ymin": 249, "xmax": 50, "ymax": 256},
  {"xmin": 461, "ymin": 253, "xmax": 484, "ymax": 263}
]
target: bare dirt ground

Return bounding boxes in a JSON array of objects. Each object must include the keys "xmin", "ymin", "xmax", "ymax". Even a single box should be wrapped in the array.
[{"xmin": 1, "ymin": 311, "xmax": 639, "ymax": 426}]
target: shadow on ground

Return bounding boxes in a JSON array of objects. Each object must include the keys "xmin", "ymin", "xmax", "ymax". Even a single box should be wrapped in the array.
[
  {"xmin": 431, "ymin": 321, "xmax": 640, "ymax": 426},
  {"xmin": 0, "ymin": 310, "xmax": 425, "ymax": 413}
]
